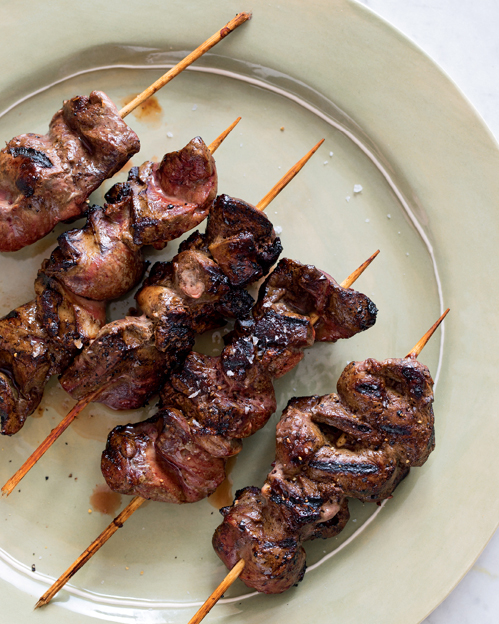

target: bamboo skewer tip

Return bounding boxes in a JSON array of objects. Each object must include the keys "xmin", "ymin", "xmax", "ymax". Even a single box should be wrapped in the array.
[
  {"xmin": 118, "ymin": 12, "xmax": 252, "ymax": 118},
  {"xmin": 208, "ymin": 117, "xmax": 241, "ymax": 153},
  {"xmin": 406, "ymin": 308, "xmax": 450, "ymax": 359},
  {"xmin": 256, "ymin": 139, "xmax": 325, "ymax": 212}
]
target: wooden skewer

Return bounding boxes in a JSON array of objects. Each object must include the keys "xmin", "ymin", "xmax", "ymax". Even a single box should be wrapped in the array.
[
  {"xmin": 208, "ymin": 117, "xmax": 241, "ymax": 153},
  {"xmin": 187, "ymin": 310, "xmax": 450, "ymax": 624},
  {"xmin": 1, "ymin": 388, "xmax": 102, "ymax": 497},
  {"xmin": 309, "ymin": 249, "xmax": 380, "ymax": 326},
  {"xmin": 35, "ymin": 496, "xmax": 146, "ymax": 609},
  {"xmin": 406, "ymin": 308, "xmax": 450, "ymax": 359},
  {"xmin": 255, "ymin": 139, "xmax": 325, "ymax": 211},
  {"xmin": 32, "ymin": 248, "xmax": 376, "ymax": 608},
  {"xmin": 187, "ymin": 559, "xmax": 246, "ymax": 624},
  {"xmin": 1, "ymin": 120, "xmax": 241, "ymax": 499},
  {"xmin": 341, "ymin": 249, "xmax": 380, "ymax": 289},
  {"xmin": 118, "ymin": 13, "xmax": 252, "ymax": 118}
]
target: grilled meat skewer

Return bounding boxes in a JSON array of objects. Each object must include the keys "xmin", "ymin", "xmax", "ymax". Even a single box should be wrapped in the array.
[
  {"xmin": 0, "ymin": 12, "xmax": 250, "ymax": 252},
  {"xmin": 102, "ymin": 256, "xmax": 378, "ymax": 503},
  {"xmin": 205, "ymin": 312, "xmax": 447, "ymax": 611}
]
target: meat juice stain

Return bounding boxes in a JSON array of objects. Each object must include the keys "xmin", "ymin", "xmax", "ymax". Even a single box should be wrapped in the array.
[
  {"xmin": 121, "ymin": 94, "xmax": 163, "ymax": 127},
  {"xmin": 90, "ymin": 483, "xmax": 122, "ymax": 516},
  {"xmin": 208, "ymin": 455, "xmax": 238, "ymax": 509}
]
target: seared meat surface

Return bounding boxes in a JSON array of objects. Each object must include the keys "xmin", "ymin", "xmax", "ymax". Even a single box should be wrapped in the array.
[
  {"xmin": 0, "ymin": 282, "xmax": 106, "ymax": 436},
  {"xmin": 180, "ymin": 194, "xmax": 282, "ymax": 287},
  {"xmin": 0, "ymin": 91, "xmax": 140, "ymax": 252},
  {"xmin": 126, "ymin": 137, "xmax": 217, "ymax": 248},
  {"xmin": 213, "ymin": 357, "xmax": 435, "ymax": 593},
  {"xmin": 43, "ymin": 197, "xmax": 145, "ymax": 301},
  {"xmin": 101, "ymin": 407, "xmax": 241, "ymax": 503},
  {"xmin": 60, "ymin": 317, "xmax": 172, "ymax": 411},
  {"xmin": 42, "ymin": 137, "xmax": 220, "ymax": 301},
  {"xmin": 104, "ymin": 257, "xmax": 378, "ymax": 505},
  {"xmin": 254, "ymin": 258, "xmax": 378, "ymax": 343},
  {"xmin": 136, "ymin": 250, "xmax": 254, "ymax": 338},
  {"xmin": 160, "ymin": 350, "xmax": 277, "ymax": 439}
]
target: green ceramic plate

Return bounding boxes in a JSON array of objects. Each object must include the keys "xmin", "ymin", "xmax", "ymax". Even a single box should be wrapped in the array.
[{"xmin": 0, "ymin": 1, "xmax": 498, "ymax": 622}]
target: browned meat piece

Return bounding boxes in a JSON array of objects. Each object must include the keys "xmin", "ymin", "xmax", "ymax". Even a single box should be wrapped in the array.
[
  {"xmin": 34, "ymin": 271, "xmax": 106, "ymax": 353},
  {"xmin": 254, "ymin": 258, "xmax": 378, "ymax": 342},
  {"xmin": 272, "ymin": 357, "xmax": 434, "ymax": 504},
  {"xmin": 0, "ymin": 91, "xmax": 140, "ymax": 252},
  {"xmin": 161, "ymin": 346, "xmax": 276, "ymax": 439},
  {"xmin": 136, "ymin": 249, "xmax": 253, "ymax": 338},
  {"xmin": 213, "ymin": 487, "xmax": 308, "ymax": 594},
  {"xmin": 213, "ymin": 486, "xmax": 349, "ymax": 594},
  {"xmin": 0, "ymin": 282, "xmax": 106, "ymax": 436},
  {"xmin": 181, "ymin": 194, "xmax": 282, "ymax": 287},
  {"xmin": 126, "ymin": 137, "xmax": 216, "ymax": 248},
  {"xmin": 0, "ymin": 302, "xmax": 62, "ymax": 436},
  {"xmin": 101, "ymin": 407, "xmax": 241, "ymax": 503},
  {"xmin": 226, "ymin": 312, "xmax": 315, "ymax": 379},
  {"xmin": 60, "ymin": 316, "xmax": 171, "ymax": 411},
  {"xmin": 43, "ymin": 190, "xmax": 145, "ymax": 301}
]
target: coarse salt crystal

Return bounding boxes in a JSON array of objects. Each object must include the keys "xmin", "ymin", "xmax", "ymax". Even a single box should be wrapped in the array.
[
  {"xmin": 346, "ymin": 196, "xmax": 351, "ymax": 202},
  {"xmin": 353, "ymin": 184, "xmax": 363, "ymax": 193},
  {"xmin": 275, "ymin": 225, "xmax": 283, "ymax": 234},
  {"xmin": 226, "ymin": 370, "xmax": 234, "ymax": 377},
  {"xmin": 192, "ymin": 104, "xmax": 197, "ymax": 111},
  {"xmin": 323, "ymin": 160, "xmax": 328, "ymax": 165},
  {"xmin": 387, "ymin": 214, "xmax": 391, "ymax": 219},
  {"xmin": 329, "ymin": 151, "xmax": 333, "ymax": 157},
  {"xmin": 188, "ymin": 390, "xmax": 200, "ymax": 399},
  {"xmin": 365, "ymin": 218, "xmax": 370, "ymax": 223},
  {"xmin": 166, "ymin": 132, "xmax": 173, "ymax": 138}
]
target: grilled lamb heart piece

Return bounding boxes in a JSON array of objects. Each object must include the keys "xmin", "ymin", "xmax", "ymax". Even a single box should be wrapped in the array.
[
  {"xmin": 136, "ymin": 250, "xmax": 254, "ymax": 337},
  {"xmin": 0, "ymin": 91, "xmax": 140, "ymax": 252},
  {"xmin": 101, "ymin": 407, "xmax": 241, "ymax": 503},
  {"xmin": 180, "ymin": 194, "xmax": 283, "ymax": 287},
  {"xmin": 0, "ymin": 283, "xmax": 106, "ymax": 436},
  {"xmin": 126, "ymin": 137, "xmax": 217, "ymax": 248},
  {"xmin": 253, "ymin": 258, "xmax": 378, "ymax": 342},
  {"xmin": 59, "ymin": 316, "xmax": 175, "ymax": 411},
  {"xmin": 42, "ymin": 197, "xmax": 145, "ymax": 301},
  {"xmin": 213, "ymin": 357, "xmax": 434, "ymax": 593}
]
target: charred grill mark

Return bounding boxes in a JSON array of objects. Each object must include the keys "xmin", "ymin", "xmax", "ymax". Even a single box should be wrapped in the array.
[
  {"xmin": 379, "ymin": 423, "xmax": 411, "ymax": 436},
  {"xmin": 355, "ymin": 382, "xmax": 383, "ymax": 398},
  {"xmin": 8, "ymin": 146, "xmax": 53, "ymax": 168},
  {"xmin": 401, "ymin": 366, "xmax": 425, "ymax": 398},
  {"xmin": 309, "ymin": 460, "xmax": 379, "ymax": 475}
]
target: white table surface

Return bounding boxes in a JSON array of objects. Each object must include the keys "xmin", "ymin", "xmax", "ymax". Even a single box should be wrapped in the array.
[{"xmin": 356, "ymin": 1, "xmax": 499, "ymax": 623}]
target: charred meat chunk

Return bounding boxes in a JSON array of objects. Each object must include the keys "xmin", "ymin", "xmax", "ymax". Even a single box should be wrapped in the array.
[
  {"xmin": 43, "ymin": 196, "xmax": 145, "ymax": 301},
  {"xmin": 126, "ymin": 137, "xmax": 217, "ymax": 248},
  {"xmin": 254, "ymin": 258, "xmax": 378, "ymax": 342},
  {"xmin": 60, "ymin": 316, "xmax": 171, "ymax": 411},
  {"xmin": 0, "ymin": 91, "xmax": 140, "ymax": 252},
  {"xmin": 180, "ymin": 194, "xmax": 282, "ymax": 287},
  {"xmin": 101, "ymin": 407, "xmax": 241, "ymax": 503},
  {"xmin": 161, "ymin": 348, "xmax": 276, "ymax": 439},
  {"xmin": 0, "ymin": 282, "xmax": 106, "ymax": 435},
  {"xmin": 213, "ymin": 357, "xmax": 435, "ymax": 593}
]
